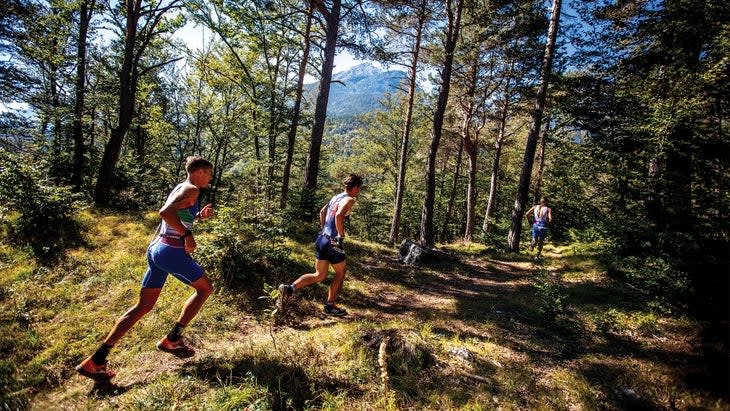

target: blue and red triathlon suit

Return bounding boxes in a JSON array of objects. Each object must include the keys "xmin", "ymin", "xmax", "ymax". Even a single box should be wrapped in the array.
[
  {"xmin": 141, "ymin": 183, "xmax": 204, "ymax": 289},
  {"xmin": 531, "ymin": 205, "xmax": 550, "ymax": 241},
  {"xmin": 315, "ymin": 192, "xmax": 351, "ymax": 264}
]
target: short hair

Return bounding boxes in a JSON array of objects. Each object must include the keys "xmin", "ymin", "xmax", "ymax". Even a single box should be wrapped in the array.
[
  {"xmin": 540, "ymin": 197, "xmax": 548, "ymax": 204},
  {"xmin": 344, "ymin": 174, "xmax": 363, "ymax": 190},
  {"xmin": 185, "ymin": 156, "xmax": 213, "ymax": 174}
]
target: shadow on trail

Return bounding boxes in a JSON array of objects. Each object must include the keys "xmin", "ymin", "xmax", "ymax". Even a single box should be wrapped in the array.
[
  {"xmin": 89, "ymin": 379, "xmax": 140, "ymax": 398},
  {"xmin": 180, "ymin": 354, "xmax": 358, "ymax": 411},
  {"xmin": 340, "ymin": 245, "xmax": 729, "ymax": 406}
]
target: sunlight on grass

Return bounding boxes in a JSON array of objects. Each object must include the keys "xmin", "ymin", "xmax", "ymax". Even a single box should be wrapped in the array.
[
  {"xmin": 0, "ymin": 213, "xmax": 725, "ymax": 410},
  {"xmin": 549, "ymin": 368, "xmax": 601, "ymax": 410},
  {"xmin": 438, "ymin": 241, "xmax": 489, "ymax": 256}
]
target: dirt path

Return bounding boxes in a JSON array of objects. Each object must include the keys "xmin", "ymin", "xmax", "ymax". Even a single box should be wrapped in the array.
[{"xmin": 277, "ymin": 250, "xmax": 541, "ymax": 335}]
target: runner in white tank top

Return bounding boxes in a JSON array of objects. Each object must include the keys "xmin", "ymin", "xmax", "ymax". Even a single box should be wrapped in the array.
[{"xmin": 525, "ymin": 197, "xmax": 553, "ymax": 258}]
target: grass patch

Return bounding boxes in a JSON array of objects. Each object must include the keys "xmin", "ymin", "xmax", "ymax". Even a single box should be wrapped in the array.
[{"xmin": 0, "ymin": 210, "xmax": 725, "ymax": 410}]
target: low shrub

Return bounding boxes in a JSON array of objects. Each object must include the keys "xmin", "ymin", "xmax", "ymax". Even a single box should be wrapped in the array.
[
  {"xmin": 0, "ymin": 151, "xmax": 85, "ymax": 254},
  {"xmin": 195, "ymin": 201, "xmax": 294, "ymax": 293}
]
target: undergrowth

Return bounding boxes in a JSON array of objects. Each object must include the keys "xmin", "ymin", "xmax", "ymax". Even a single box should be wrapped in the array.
[{"xmin": 0, "ymin": 211, "xmax": 726, "ymax": 410}]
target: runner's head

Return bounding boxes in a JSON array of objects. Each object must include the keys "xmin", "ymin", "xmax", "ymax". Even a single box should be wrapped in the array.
[
  {"xmin": 185, "ymin": 156, "xmax": 214, "ymax": 188},
  {"xmin": 540, "ymin": 197, "xmax": 547, "ymax": 206},
  {"xmin": 344, "ymin": 174, "xmax": 363, "ymax": 196}
]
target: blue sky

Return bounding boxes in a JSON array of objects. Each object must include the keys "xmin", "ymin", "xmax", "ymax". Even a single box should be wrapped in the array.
[{"xmin": 173, "ymin": 21, "xmax": 372, "ymax": 84}]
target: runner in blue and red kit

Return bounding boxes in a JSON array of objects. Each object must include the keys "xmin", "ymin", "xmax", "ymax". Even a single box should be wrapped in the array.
[
  {"xmin": 278, "ymin": 174, "xmax": 363, "ymax": 316},
  {"xmin": 76, "ymin": 156, "xmax": 215, "ymax": 380}
]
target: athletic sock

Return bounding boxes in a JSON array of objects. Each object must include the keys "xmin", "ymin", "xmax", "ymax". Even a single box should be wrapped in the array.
[
  {"xmin": 91, "ymin": 343, "xmax": 113, "ymax": 365},
  {"xmin": 167, "ymin": 322, "xmax": 186, "ymax": 342}
]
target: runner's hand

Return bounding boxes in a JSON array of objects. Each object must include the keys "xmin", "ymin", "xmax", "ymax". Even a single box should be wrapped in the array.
[
  {"xmin": 184, "ymin": 235, "xmax": 196, "ymax": 254},
  {"xmin": 198, "ymin": 203, "xmax": 214, "ymax": 219},
  {"xmin": 332, "ymin": 235, "xmax": 343, "ymax": 248}
]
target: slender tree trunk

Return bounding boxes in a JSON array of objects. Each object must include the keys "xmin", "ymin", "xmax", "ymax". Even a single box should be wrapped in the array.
[
  {"xmin": 280, "ymin": 3, "xmax": 314, "ymax": 208},
  {"xmin": 461, "ymin": 62, "xmax": 479, "ymax": 243},
  {"xmin": 72, "ymin": 0, "xmax": 94, "ymax": 191},
  {"xmin": 464, "ymin": 137, "xmax": 478, "ymax": 242},
  {"xmin": 93, "ymin": 0, "xmax": 180, "ymax": 204},
  {"xmin": 267, "ymin": 58, "xmax": 281, "ymax": 202},
  {"xmin": 533, "ymin": 113, "xmax": 549, "ymax": 204},
  {"xmin": 483, "ymin": 64, "xmax": 513, "ymax": 234},
  {"xmin": 303, "ymin": 0, "xmax": 341, "ymax": 194},
  {"xmin": 49, "ymin": 50, "xmax": 62, "ymax": 171},
  {"xmin": 388, "ymin": 0, "xmax": 427, "ymax": 244},
  {"xmin": 440, "ymin": 139, "xmax": 464, "ymax": 241},
  {"xmin": 483, "ymin": 110, "xmax": 507, "ymax": 233},
  {"xmin": 419, "ymin": 0, "xmax": 463, "ymax": 247},
  {"xmin": 506, "ymin": 0, "xmax": 561, "ymax": 251}
]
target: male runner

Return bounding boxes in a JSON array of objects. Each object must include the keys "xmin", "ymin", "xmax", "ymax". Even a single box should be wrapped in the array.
[
  {"xmin": 525, "ymin": 196, "xmax": 552, "ymax": 258},
  {"xmin": 76, "ymin": 156, "xmax": 215, "ymax": 380},
  {"xmin": 278, "ymin": 174, "xmax": 363, "ymax": 316}
]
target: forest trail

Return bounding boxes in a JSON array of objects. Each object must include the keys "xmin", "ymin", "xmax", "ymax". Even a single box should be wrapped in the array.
[{"xmin": 26, "ymin": 241, "xmax": 723, "ymax": 410}]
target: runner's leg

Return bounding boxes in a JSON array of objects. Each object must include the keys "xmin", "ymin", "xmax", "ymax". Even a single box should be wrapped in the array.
[
  {"xmin": 103, "ymin": 288, "xmax": 162, "ymax": 346},
  {"xmin": 292, "ymin": 259, "xmax": 330, "ymax": 290},
  {"xmin": 327, "ymin": 260, "xmax": 347, "ymax": 304},
  {"xmin": 176, "ymin": 275, "xmax": 214, "ymax": 326}
]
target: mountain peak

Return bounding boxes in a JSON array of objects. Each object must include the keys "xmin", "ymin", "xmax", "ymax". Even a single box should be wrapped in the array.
[
  {"xmin": 334, "ymin": 63, "xmax": 381, "ymax": 82},
  {"xmin": 305, "ymin": 62, "xmax": 407, "ymax": 117}
]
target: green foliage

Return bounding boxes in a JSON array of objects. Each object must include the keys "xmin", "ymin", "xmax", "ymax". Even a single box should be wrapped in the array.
[
  {"xmin": 0, "ymin": 151, "xmax": 85, "ymax": 254},
  {"xmin": 604, "ymin": 253, "xmax": 691, "ymax": 315},
  {"xmin": 212, "ymin": 372, "xmax": 273, "ymax": 411},
  {"xmin": 107, "ymin": 159, "xmax": 170, "ymax": 210},
  {"xmin": 195, "ymin": 200, "xmax": 292, "ymax": 291},
  {"xmin": 531, "ymin": 267, "xmax": 566, "ymax": 321}
]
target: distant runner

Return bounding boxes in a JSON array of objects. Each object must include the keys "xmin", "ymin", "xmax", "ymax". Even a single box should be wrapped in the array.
[
  {"xmin": 278, "ymin": 174, "xmax": 363, "ymax": 316},
  {"xmin": 76, "ymin": 156, "xmax": 215, "ymax": 380},
  {"xmin": 525, "ymin": 197, "xmax": 552, "ymax": 258}
]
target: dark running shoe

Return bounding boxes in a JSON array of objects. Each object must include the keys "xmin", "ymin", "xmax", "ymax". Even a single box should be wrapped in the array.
[
  {"xmin": 156, "ymin": 336, "xmax": 195, "ymax": 358},
  {"xmin": 277, "ymin": 284, "xmax": 293, "ymax": 313},
  {"xmin": 323, "ymin": 304, "xmax": 347, "ymax": 316}
]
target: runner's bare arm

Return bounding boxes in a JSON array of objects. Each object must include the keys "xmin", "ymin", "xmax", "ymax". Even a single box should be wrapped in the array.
[
  {"xmin": 159, "ymin": 184, "xmax": 199, "ymax": 233},
  {"xmin": 319, "ymin": 204, "xmax": 328, "ymax": 229},
  {"xmin": 335, "ymin": 197, "xmax": 355, "ymax": 238},
  {"xmin": 524, "ymin": 205, "xmax": 536, "ymax": 220}
]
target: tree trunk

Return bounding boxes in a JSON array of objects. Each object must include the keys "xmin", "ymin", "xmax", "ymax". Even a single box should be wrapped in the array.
[
  {"xmin": 464, "ymin": 136, "xmax": 478, "ymax": 242},
  {"xmin": 94, "ymin": 0, "xmax": 140, "ymax": 205},
  {"xmin": 440, "ymin": 139, "xmax": 464, "ymax": 241},
  {"xmin": 93, "ymin": 0, "xmax": 180, "ymax": 204},
  {"xmin": 506, "ymin": 0, "xmax": 561, "ymax": 251},
  {"xmin": 419, "ymin": 0, "xmax": 463, "ymax": 247},
  {"xmin": 71, "ymin": 0, "xmax": 94, "ymax": 191},
  {"xmin": 483, "ymin": 112, "xmax": 507, "ymax": 234},
  {"xmin": 388, "ymin": 0, "xmax": 427, "ymax": 244},
  {"xmin": 280, "ymin": 3, "xmax": 314, "ymax": 208},
  {"xmin": 533, "ymin": 113, "xmax": 549, "ymax": 204},
  {"xmin": 482, "ymin": 63, "xmax": 513, "ymax": 234},
  {"xmin": 461, "ymin": 62, "xmax": 479, "ymax": 243},
  {"xmin": 303, "ymin": 0, "xmax": 341, "ymax": 193}
]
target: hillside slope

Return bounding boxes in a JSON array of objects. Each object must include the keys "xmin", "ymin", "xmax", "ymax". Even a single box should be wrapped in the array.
[{"xmin": 0, "ymin": 210, "xmax": 726, "ymax": 410}]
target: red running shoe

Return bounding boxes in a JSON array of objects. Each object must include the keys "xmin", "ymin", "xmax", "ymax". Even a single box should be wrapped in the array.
[
  {"xmin": 75, "ymin": 356, "xmax": 115, "ymax": 380},
  {"xmin": 156, "ymin": 336, "xmax": 196, "ymax": 358}
]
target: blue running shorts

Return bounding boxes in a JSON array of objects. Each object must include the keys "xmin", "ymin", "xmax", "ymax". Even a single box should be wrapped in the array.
[
  {"xmin": 314, "ymin": 234, "xmax": 346, "ymax": 264},
  {"xmin": 141, "ymin": 241, "xmax": 204, "ymax": 288},
  {"xmin": 531, "ymin": 224, "xmax": 548, "ymax": 241}
]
